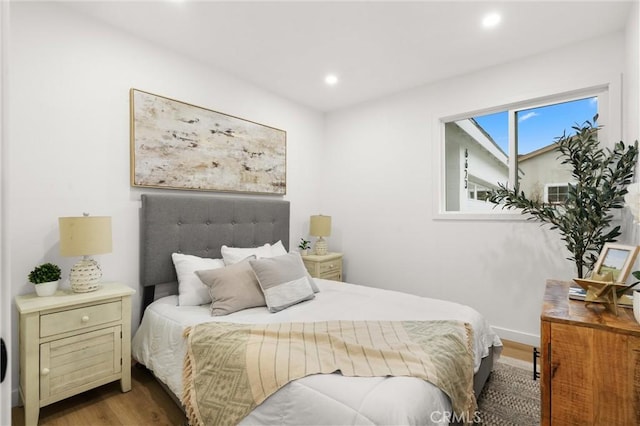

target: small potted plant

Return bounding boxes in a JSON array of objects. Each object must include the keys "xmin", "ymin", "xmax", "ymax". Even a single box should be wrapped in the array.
[
  {"xmin": 28, "ymin": 262, "xmax": 62, "ymax": 297},
  {"xmin": 298, "ymin": 238, "xmax": 311, "ymax": 256}
]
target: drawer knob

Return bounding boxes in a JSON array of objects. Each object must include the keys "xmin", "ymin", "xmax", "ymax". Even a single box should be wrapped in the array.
[
  {"xmin": 81, "ymin": 315, "xmax": 90, "ymax": 323},
  {"xmin": 41, "ymin": 368, "xmax": 49, "ymax": 376}
]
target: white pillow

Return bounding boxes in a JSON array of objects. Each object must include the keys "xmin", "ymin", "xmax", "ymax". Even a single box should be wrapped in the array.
[
  {"xmin": 172, "ymin": 253, "xmax": 225, "ymax": 306},
  {"xmin": 271, "ymin": 240, "xmax": 288, "ymax": 256},
  {"xmin": 221, "ymin": 243, "xmax": 273, "ymax": 265}
]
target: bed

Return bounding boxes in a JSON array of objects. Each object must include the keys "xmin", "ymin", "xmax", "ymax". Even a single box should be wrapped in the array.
[{"xmin": 132, "ymin": 193, "xmax": 502, "ymax": 425}]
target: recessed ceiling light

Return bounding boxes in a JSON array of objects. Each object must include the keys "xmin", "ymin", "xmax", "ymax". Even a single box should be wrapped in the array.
[
  {"xmin": 325, "ymin": 74, "xmax": 339, "ymax": 86},
  {"xmin": 482, "ymin": 12, "xmax": 501, "ymax": 28}
]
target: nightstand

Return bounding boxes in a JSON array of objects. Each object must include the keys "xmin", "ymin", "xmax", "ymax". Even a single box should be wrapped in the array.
[
  {"xmin": 302, "ymin": 252, "xmax": 343, "ymax": 281},
  {"xmin": 15, "ymin": 282, "xmax": 135, "ymax": 426}
]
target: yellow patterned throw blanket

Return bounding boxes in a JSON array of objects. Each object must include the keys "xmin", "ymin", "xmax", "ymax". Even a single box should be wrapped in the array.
[{"xmin": 183, "ymin": 320, "xmax": 476, "ymax": 426}]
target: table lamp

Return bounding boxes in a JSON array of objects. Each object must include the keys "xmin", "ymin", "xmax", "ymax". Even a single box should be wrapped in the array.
[
  {"xmin": 310, "ymin": 215, "xmax": 331, "ymax": 255},
  {"xmin": 59, "ymin": 214, "xmax": 112, "ymax": 293}
]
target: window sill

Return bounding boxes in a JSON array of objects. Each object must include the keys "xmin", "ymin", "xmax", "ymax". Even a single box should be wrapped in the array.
[
  {"xmin": 434, "ymin": 208, "xmax": 625, "ymax": 222},
  {"xmin": 433, "ymin": 210, "xmax": 529, "ymax": 221}
]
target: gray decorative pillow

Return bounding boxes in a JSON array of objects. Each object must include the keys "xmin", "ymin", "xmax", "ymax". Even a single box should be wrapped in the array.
[
  {"xmin": 250, "ymin": 252, "xmax": 316, "ymax": 313},
  {"xmin": 195, "ymin": 258, "xmax": 266, "ymax": 316}
]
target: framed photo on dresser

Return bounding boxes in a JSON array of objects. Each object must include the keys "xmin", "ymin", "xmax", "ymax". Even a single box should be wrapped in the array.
[{"xmin": 591, "ymin": 243, "xmax": 639, "ymax": 283}]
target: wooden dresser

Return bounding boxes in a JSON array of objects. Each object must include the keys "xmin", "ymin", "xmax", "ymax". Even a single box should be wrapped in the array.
[
  {"xmin": 15, "ymin": 282, "xmax": 135, "ymax": 426},
  {"xmin": 540, "ymin": 280, "xmax": 640, "ymax": 425}
]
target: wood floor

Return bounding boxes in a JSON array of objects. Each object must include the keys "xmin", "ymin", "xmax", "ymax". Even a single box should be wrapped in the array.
[
  {"xmin": 11, "ymin": 365, "xmax": 186, "ymax": 426},
  {"xmin": 11, "ymin": 340, "xmax": 535, "ymax": 426},
  {"xmin": 501, "ymin": 339, "xmax": 536, "ymax": 364}
]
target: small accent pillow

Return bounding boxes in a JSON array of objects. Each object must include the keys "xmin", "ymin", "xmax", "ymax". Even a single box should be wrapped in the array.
[
  {"xmin": 172, "ymin": 253, "xmax": 225, "ymax": 306},
  {"xmin": 196, "ymin": 259, "xmax": 266, "ymax": 316},
  {"xmin": 221, "ymin": 243, "xmax": 273, "ymax": 265},
  {"xmin": 249, "ymin": 252, "xmax": 315, "ymax": 313}
]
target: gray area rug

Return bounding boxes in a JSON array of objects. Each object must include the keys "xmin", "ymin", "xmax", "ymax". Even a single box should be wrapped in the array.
[{"xmin": 476, "ymin": 359, "xmax": 541, "ymax": 425}]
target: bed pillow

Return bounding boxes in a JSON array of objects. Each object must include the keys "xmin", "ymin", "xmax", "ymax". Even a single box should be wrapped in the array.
[
  {"xmin": 172, "ymin": 253, "xmax": 225, "ymax": 306},
  {"xmin": 271, "ymin": 240, "xmax": 288, "ymax": 256},
  {"xmin": 249, "ymin": 252, "xmax": 315, "ymax": 313},
  {"xmin": 221, "ymin": 243, "xmax": 273, "ymax": 265},
  {"xmin": 272, "ymin": 241, "xmax": 319, "ymax": 292},
  {"xmin": 196, "ymin": 259, "xmax": 266, "ymax": 316}
]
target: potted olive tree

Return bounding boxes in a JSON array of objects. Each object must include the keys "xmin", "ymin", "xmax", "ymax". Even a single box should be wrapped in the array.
[
  {"xmin": 489, "ymin": 117, "xmax": 638, "ymax": 278},
  {"xmin": 28, "ymin": 262, "xmax": 62, "ymax": 296}
]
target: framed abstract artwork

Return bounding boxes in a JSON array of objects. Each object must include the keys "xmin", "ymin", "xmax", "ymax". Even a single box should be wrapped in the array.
[{"xmin": 130, "ymin": 89, "xmax": 286, "ymax": 194}]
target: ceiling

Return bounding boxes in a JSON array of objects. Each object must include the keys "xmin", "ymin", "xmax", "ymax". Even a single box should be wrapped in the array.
[{"xmin": 63, "ymin": 1, "xmax": 634, "ymax": 112}]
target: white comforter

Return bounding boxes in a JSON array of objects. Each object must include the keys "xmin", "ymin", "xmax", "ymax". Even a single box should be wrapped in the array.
[{"xmin": 132, "ymin": 279, "xmax": 502, "ymax": 425}]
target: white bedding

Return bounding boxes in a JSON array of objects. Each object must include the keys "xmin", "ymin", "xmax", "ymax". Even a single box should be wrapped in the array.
[{"xmin": 132, "ymin": 279, "xmax": 502, "ymax": 425}]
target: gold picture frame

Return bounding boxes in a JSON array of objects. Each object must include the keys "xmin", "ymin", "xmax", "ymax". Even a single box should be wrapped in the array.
[
  {"xmin": 591, "ymin": 243, "xmax": 639, "ymax": 283},
  {"xmin": 130, "ymin": 89, "xmax": 287, "ymax": 195},
  {"xmin": 573, "ymin": 243, "xmax": 639, "ymax": 315}
]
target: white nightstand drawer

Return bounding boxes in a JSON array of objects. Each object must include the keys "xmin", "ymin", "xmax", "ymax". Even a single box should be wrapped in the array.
[
  {"xmin": 40, "ymin": 326, "xmax": 122, "ymax": 403},
  {"xmin": 322, "ymin": 272, "xmax": 342, "ymax": 282},
  {"xmin": 320, "ymin": 260, "xmax": 342, "ymax": 274},
  {"xmin": 302, "ymin": 253, "xmax": 343, "ymax": 282},
  {"xmin": 40, "ymin": 301, "xmax": 122, "ymax": 338}
]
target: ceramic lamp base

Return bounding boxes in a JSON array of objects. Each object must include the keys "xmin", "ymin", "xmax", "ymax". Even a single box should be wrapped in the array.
[
  {"xmin": 314, "ymin": 237, "xmax": 328, "ymax": 255},
  {"xmin": 70, "ymin": 257, "xmax": 102, "ymax": 293},
  {"xmin": 634, "ymin": 290, "xmax": 640, "ymax": 324}
]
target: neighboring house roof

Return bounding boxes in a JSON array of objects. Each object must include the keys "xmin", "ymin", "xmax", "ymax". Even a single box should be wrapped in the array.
[
  {"xmin": 518, "ymin": 142, "xmax": 557, "ymax": 162},
  {"xmin": 469, "ymin": 118, "xmax": 507, "ymax": 157},
  {"xmin": 453, "ymin": 118, "xmax": 557, "ymax": 165},
  {"xmin": 454, "ymin": 118, "xmax": 508, "ymax": 166}
]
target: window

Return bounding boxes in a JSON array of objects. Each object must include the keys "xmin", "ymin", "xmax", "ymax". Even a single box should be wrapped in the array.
[
  {"xmin": 443, "ymin": 90, "xmax": 604, "ymax": 213},
  {"xmin": 468, "ymin": 179, "xmax": 494, "ymax": 202},
  {"xmin": 545, "ymin": 184, "xmax": 570, "ymax": 205}
]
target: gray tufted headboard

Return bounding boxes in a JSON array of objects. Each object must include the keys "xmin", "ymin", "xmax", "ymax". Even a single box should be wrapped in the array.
[{"xmin": 139, "ymin": 193, "xmax": 290, "ymax": 313}]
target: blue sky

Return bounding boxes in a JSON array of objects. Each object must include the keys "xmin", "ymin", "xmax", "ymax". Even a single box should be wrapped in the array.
[{"xmin": 474, "ymin": 97, "xmax": 598, "ymax": 155}]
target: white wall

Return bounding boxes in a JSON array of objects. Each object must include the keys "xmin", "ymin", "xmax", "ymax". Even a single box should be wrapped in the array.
[
  {"xmin": 0, "ymin": 1, "xmax": 10, "ymax": 423},
  {"xmin": 623, "ymin": 2, "xmax": 640, "ymax": 263},
  {"xmin": 323, "ymin": 32, "xmax": 629, "ymax": 346},
  {"xmin": 625, "ymin": 1, "xmax": 639, "ymax": 144},
  {"xmin": 7, "ymin": 2, "xmax": 324, "ymax": 406}
]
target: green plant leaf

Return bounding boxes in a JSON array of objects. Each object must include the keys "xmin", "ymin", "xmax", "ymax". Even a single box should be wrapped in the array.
[{"xmin": 488, "ymin": 118, "xmax": 638, "ymax": 278}]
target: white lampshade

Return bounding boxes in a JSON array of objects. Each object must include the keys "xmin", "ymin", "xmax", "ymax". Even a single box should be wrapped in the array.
[
  {"xmin": 310, "ymin": 215, "xmax": 331, "ymax": 255},
  {"xmin": 59, "ymin": 215, "xmax": 112, "ymax": 293},
  {"xmin": 310, "ymin": 215, "xmax": 331, "ymax": 237},
  {"xmin": 59, "ymin": 216, "xmax": 112, "ymax": 256}
]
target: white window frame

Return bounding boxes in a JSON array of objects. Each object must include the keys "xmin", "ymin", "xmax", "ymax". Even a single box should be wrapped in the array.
[
  {"xmin": 433, "ymin": 76, "xmax": 620, "ymax": 221},
  {"xmin": 544, "ymin": 182, "xmax": 571, "ymax": 205}
]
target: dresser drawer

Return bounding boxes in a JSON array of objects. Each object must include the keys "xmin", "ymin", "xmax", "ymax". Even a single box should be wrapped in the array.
[
  {"xmin": 40, "ymin": 301, "xmax": 122, "ymax": 337},
  {"xmin": 320, "ymin": 259, "xmax": 342, "ymax": 274}
]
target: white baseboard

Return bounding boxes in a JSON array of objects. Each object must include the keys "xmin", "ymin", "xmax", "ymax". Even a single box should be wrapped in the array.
[
  {"xmin": 493, "ymin": 326, "xmax": 540, "ymax": 347},
  {"xmin": 12, "ymin": 387, "xmax": 19, "ymax": 407}
]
